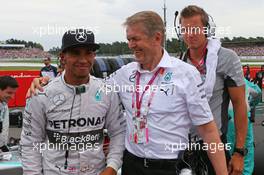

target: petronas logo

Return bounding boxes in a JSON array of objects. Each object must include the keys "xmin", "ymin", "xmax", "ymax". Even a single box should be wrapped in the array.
[
  {"xmin": 164, "ymin": 72, "xmax": 172, "ymax": 81},
  {"xmin": 95, "ymin": 90, "xmax": 102, "ymax": 101}
]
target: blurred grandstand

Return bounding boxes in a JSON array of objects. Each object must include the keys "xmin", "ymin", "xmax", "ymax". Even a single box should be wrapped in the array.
[
  {"xmin": 0, "ymin": 43, "xmax": 51, "ymax": 59},
  {"xmin": 228, "ymin": 46, "xmax": 264, "ymax": 56},
  {"xmin": 223, "ymin": 41, "xmax": 264, "ymax": 59},
  {"xmin": 0, "ymin": 39, "xmax": 264, "ymax": 60}
]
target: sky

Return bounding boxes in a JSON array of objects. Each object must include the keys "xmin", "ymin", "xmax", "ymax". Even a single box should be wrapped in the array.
[{"xmin": 1, "ymin": 0, "xmax": 263, "ymax": 51}]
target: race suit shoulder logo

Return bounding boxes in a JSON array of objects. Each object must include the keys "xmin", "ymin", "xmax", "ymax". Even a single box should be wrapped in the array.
[{"xmin": 52, "ymin": 93, "xmax": 66, "ymax": 106}]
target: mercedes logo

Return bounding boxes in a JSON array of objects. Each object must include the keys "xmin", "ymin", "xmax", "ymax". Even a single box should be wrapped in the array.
[
  {"xmin": 75, "ymin": 31, "xmax": 87, "ymax": 43},
  {"xmin": 53, "ymin": 94, "xmax": 66, "ymax": 106}
]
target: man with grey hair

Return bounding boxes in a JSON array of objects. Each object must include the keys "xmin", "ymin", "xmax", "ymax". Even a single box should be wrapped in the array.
[{"xmin": 113, "ymin": 10, "xmax": 227, "ymax": 175}]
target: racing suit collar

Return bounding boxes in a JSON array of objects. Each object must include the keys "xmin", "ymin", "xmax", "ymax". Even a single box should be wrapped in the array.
[{"xmin": 61, "ymin": 71, "xmax": 91, "ymax": 94}]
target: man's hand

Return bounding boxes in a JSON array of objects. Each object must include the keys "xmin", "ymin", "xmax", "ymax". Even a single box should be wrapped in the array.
[
  {"xmin": 228, "ymin": 153, "xmax": 244, "ymax": 175},
  {"xmin": 99, "ymin": 167, "xmax": 117, "ymax": 175},
  {"xmin": 26, "ymin": 76, "xmax": 50, "ymax": 98}
]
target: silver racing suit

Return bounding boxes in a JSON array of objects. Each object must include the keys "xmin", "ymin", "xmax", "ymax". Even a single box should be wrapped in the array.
[
  {"xmin": 0, "ymin": 101, "xmax": 9, "ymax": 147},
  {"xmin": 21, "ymin": 74, "xmax": 126, "ymax": 175}
]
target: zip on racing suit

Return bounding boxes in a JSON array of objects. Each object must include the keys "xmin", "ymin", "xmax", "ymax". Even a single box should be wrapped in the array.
[{"xmin": 21, "ymin": 74, "xmax": 126, "ymax": 175}]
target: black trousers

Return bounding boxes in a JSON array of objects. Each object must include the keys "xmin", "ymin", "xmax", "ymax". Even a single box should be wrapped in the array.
[{"xmin": 121, "ymin": 150, "xmax": 180, "ymax": 175}]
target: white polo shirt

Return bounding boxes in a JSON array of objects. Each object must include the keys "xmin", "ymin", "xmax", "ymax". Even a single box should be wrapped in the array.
[{"xmin": 108, "ymin": 50, "xmax": 213, "ymax": 159}]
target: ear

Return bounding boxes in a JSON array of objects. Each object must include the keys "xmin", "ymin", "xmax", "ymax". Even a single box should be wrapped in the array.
[
  {"xmin": 153, "ymin": 32, "xmax": 163, "ymax": 46},
  {"xmin": 59, "ymin": 53, "xmax": 66, "ymax": 65}
]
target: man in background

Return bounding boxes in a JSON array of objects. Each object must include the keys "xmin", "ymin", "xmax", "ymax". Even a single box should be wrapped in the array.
[
  {"xmin": 40, "ymin": 57, "xmax": 58, "ymax": 79},
  {"xmin": 0, "ymin": 76, "xmax": 19, "ymax": 152},
  {"xmin": 227, "ymin": 78, "xmax": 262, "ymax": 175},
  {"xmin": 179, "ymin": 5, "xmax": 248, "ymax": 175}
]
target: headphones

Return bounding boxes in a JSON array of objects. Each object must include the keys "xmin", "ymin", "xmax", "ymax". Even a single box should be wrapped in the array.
[
  {"xmin": 206, "ymin": 14, "xmax": 216, "ymax": 38},
  {"xmin": 174, "ymin": 10, "xmax": 216, "ymax": 41}
]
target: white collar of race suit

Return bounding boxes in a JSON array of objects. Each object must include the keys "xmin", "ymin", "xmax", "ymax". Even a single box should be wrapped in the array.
[
  {"xmin": 61, "ymin": 71, "xmax": 91, "ymax": 94},
  {"xmin": 204, "ymin": 38, "xmax": 221, "ymax": 101}
]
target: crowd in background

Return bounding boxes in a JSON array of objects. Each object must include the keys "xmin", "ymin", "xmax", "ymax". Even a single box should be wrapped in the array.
[
  {"xmin": 0, "ymin": 48, "xmax": 50, "ymax": 59},
  {"xmin": 0, "ymin": 45, "xmax": 264, "ymax": 59},
  {"xmin": 228, "ymin": 46, "xmax": 264, "ymax": 56}
]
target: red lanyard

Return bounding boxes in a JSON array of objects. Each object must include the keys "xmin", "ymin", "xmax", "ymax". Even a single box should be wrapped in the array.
[
  {"xmin": 132, "ymin": 67, "xmax": 164, "ymax": 117},
  {"xmin": 189, "ymin": 43, "xmax": 207, "ymax": 73}
]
